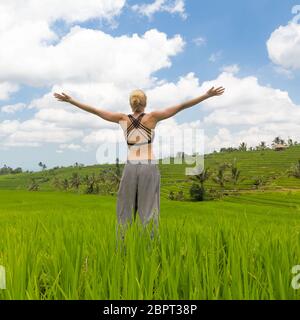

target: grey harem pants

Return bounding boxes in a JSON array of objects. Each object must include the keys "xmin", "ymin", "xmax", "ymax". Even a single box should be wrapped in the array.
[{"xmin": 116, "ymin": 160, "xmax": 160, "ymax": 234}]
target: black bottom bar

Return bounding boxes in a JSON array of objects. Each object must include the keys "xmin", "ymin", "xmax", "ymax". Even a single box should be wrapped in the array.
[{"xmin": 0, "ymin": 300, "xmax": 297, "ymax": 318}]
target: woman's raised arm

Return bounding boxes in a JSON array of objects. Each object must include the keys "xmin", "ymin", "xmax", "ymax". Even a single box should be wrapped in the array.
[
  {"xmin": 53, "ymin": 92, "xmax": 126, "ymax": 123},
  {"xmin": 150, "ymin": 86, "xmax": 225, "ymax": 122}
]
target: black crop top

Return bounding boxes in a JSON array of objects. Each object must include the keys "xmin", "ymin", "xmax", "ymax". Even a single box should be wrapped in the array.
[{"xmin": 126, "ymin": 113, "xmax": 154, "ymax": 146}]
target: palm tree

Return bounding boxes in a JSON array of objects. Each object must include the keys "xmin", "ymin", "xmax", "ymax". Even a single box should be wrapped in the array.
[
  {"xmin": 288, "ymin": 160, "xmax": 300, "ymax": 178},
  {"xmin": 168, "ymin": 191, "xmax": 175, "ymax": 200},
  {"xmin": 70, "ymin": 172, "xmax": 81, "ymax": 190},
  {"xmin": 288, "ymin": 138, "xmax": 293, "ymax": 147},
  {"xmin": 230, "ymin": 159, "xmax": 242, "ymax": 185},
  {"xmin": 12, "ymin": 167, "xmax": 22, "ymax": 174},
  {"xmin": 253, "ymin": 176, "xmax": 266, "ymax": 189},
  {"xmin": 84, "ymin": 173, "xmax": 99, "ymax": 194},
  {"xmin": 272, "ymin": 136, "xmax": 286, "ymax": 148},
  {"xmin": 175, "ymin": 190, "xmax": 184, "ymax": 201},
  {"xmin": 273, "ymin": 136, "xmax": 281, "ymax": 144},
  {"xmin": 239, "ymin": 142, "xmax": 247, "ymax": 151},
  {"xmin": 279, "ymin": 138, "xmax": 285, "ymax": 145},
  {"xmin": 62, "ymin": 178, "xmax": 69, "ymax": 190},
  {"xmin": 189, "ymin": 168, "xmax": 211, "ymax": 191},
  {"xmin": 257, "ymin": 141, "xmax": 267, "ymax": 150},
  {"xmin": 213, "ymin": 163, "xmax": 230, "ymax": 189},
  {"xmin": 28, "ymin": 178, "xmax": 39, "ymax": 191},
  {"xmin": 52, "ymin": 176, "xmax": 61, "ymax": 190},
  {"xmin": 38, "ymin": 162, "xmax": 46, "ymax": 171},
  {"xmin": 189, "ymin": 168, "xmax": 211, "ymax": 201},
  {"xmin": 0, "ymin": 165, "xmax": 11, "ymax": 175}
]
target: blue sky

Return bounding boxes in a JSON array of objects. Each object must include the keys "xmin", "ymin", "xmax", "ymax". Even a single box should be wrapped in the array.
[{"xmin": 1, "ymin": 0, "xmax": 300, "ymax": 171}]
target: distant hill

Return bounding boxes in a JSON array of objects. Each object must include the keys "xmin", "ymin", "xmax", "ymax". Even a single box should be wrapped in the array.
[{"xmin": 0, "ymin": 145, "xmax": 300, "ymax": 199}]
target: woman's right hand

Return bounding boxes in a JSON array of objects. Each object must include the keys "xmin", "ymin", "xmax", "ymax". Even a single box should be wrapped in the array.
[{"xmin": 53, "ymin": 92, "xmax": 73, "ymax": 103}]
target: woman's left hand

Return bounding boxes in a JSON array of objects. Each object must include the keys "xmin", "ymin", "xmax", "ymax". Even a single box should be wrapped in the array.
[{"xmin": 206, "ymin": 86, "xmax": 225, "ymax": 97}]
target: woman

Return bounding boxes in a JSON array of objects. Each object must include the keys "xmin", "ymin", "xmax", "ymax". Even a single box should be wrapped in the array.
[{"xmin": 53, "ymin": 86, "xmax": 225, "ymax": 238}]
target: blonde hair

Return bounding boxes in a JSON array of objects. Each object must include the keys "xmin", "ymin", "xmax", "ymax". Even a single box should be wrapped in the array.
[{"xmin": 129, "ymin": 89, "xmax": 147, "ymax": 113}]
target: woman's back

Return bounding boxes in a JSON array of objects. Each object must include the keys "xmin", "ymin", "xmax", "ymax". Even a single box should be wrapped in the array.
[{"xmin": 120, "ymin": 112, "xmax": 156, "ymax": 160}]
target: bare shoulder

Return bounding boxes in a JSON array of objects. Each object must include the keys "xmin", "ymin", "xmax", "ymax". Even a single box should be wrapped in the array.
[
  {"xmin": 117, "ymin": 112, "xmax": 130, "ymax": 121},
  {"xmin": 146, "ymin": 111, "xmax": 160, "ymax": 120},
  {"xmin": 144, "ymin": 111, "xmax": 159, "ymax": 127},
  {"xmin": 116, "ymin": 112, "xmax": 130, "ymax": 126},
  {"xmin": 119, "ymin": 112, "xmax": 129, "ymax": 120},
  {"xmin": 147, "ymin": 110, "xmax": 165, "ymax": 123}
]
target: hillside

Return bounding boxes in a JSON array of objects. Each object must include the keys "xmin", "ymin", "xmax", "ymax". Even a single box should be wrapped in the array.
[{"xmin": 0, "ymin": 145, "xmax": 300, "ymax": 199}]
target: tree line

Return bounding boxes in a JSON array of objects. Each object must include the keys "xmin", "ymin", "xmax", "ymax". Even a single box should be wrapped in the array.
[
  {"xmin": 219, "ymin": 137, "xmax": 298, "ymax": 153},
  {"xmin": 28, "ymin": 159, "xmax": 122, "ymax": 194}
]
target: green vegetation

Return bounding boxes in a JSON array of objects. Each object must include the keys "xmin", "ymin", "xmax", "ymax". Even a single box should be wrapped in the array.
[
  {"xmin": 1, "ymin": 145, "xmax": 300, "ymax": 200},
  {"xmin": 0, "ymin": 189, "xmax": 300, "ymax": 299},
  {"xmin": 1, "ymin": 143, "xmax": 300, "ymax": 299}
]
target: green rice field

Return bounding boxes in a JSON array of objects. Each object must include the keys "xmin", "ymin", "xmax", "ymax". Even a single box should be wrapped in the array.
[{"xmin": 1, "ymin": 189, "xmax": 300, "ymax": 299}]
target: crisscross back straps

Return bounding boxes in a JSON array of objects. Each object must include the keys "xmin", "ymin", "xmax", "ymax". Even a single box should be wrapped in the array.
[
  {"xmin": 126, "ymin": 113, "xmax": 151, "ymax": 136},
  {"xmin": 126, "ymin": 112, "xmax": 154, "ymax": 145}
]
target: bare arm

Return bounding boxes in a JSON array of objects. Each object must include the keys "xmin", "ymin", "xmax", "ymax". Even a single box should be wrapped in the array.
[
  {"xmin": 150, "ymin": 86, "xmax": 225, "ymax": 122},
  {"xmin": 53, "ymin": 92, "xmax": 126, "ymax": 123}
]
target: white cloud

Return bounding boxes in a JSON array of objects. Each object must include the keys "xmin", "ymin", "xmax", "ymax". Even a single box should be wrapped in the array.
[
  {"xmin": 1, "ymin": 103, "xmax": 26, "ymax": 114},
  {"xmin": 1, "ymin": 1, "xmax": 300, "ymax": 158},
  {"xmin": 0, "ymin": 119, "xmax": 83, "ymax": 147},
  {"xmin": 34, "ymin": 108, "xmax": 115, "ymax": 129},
  {"xmin": 273, "ymin": 66, "xmax": 294, "ymax": 79},
  {"xmin": 1, "ymin": 25, "xmax": 184, "ymax": 88},
  {"xmin": 267, "ymin": 21, "xmax": 300, "ymax": 70},
  {"xmin": 58, "ymin": 143, "xmax": 84, "ymax": 151},
  {"xmin": 201, "ymin": 72, "xmax": 300, "ymax": 125},
  {"xmin": 82, "ymin": 128, "xmax": 124, "ymax": 145},
  {"xmin": 0, "ymin": 1, "xmax": 125, "ymax": 28},
  {"xmin": 198, "ymin": 71, "xmax": 300, "ymax": 151},
  {"xmin": 153, "ymin": 117, "xmax": 204, "ymax": 158},
  {"xmin": 192, "ymin": 36, "xmax": 206, "ymax": 47},
  {"xmin": 0, "ymin": 120, "xmax": 20, "ymax": 137},
  {"xmin": 209, "ymin": 51, "xmax": 222, "ymax": 63},
  {"xmin": 0, "ymin": 71, "xmax": 205, "ymax": 150},
  {"xmin": 61, "ymin": 144, "xmax": 81, "ymax": 150},
  {"xmin": 132, "ymin": 0, "xmax": 187, "ymax": 20},
  {"xmin": 4, "ymin": 69, "xmax": 300, "ymax": 154},
  {"xmin": 0, "ymin": 82, "xmax": 19, "ymax": 101},
  {"xmin": 23, "ymin": 71, "xmax": 197, "ymax": 136},
  {"xmin": 206, "ymin": 123, "xmax": 300, "ymax": 152},
  {"xmin": 206, "ymin": 128, "xmax": 233, "ymax": 151},
  {"xmin": 0, "ymin": 0, "xmax": 187, "ymax": 150},
  {"xmin": 0, "ymin": 0, "xmax": 127, "ymax": 89},
  {"xmin": 145, "ymin": 72, "xmax": 201, "ymax": 109},
  {"xmin": 220, "ymin": 64, "xmax": 240, "ymax": 75}
]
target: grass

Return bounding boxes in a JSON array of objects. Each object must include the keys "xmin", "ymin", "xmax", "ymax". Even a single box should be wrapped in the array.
[{"xmin": 1, "ymin": 189, "xmax": 300, "ymax": 299}]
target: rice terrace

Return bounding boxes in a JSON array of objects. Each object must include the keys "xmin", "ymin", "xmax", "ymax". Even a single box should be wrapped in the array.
[{"xmin": 1, "ymin": 141, "xmax": 300, "ymax": 300}]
